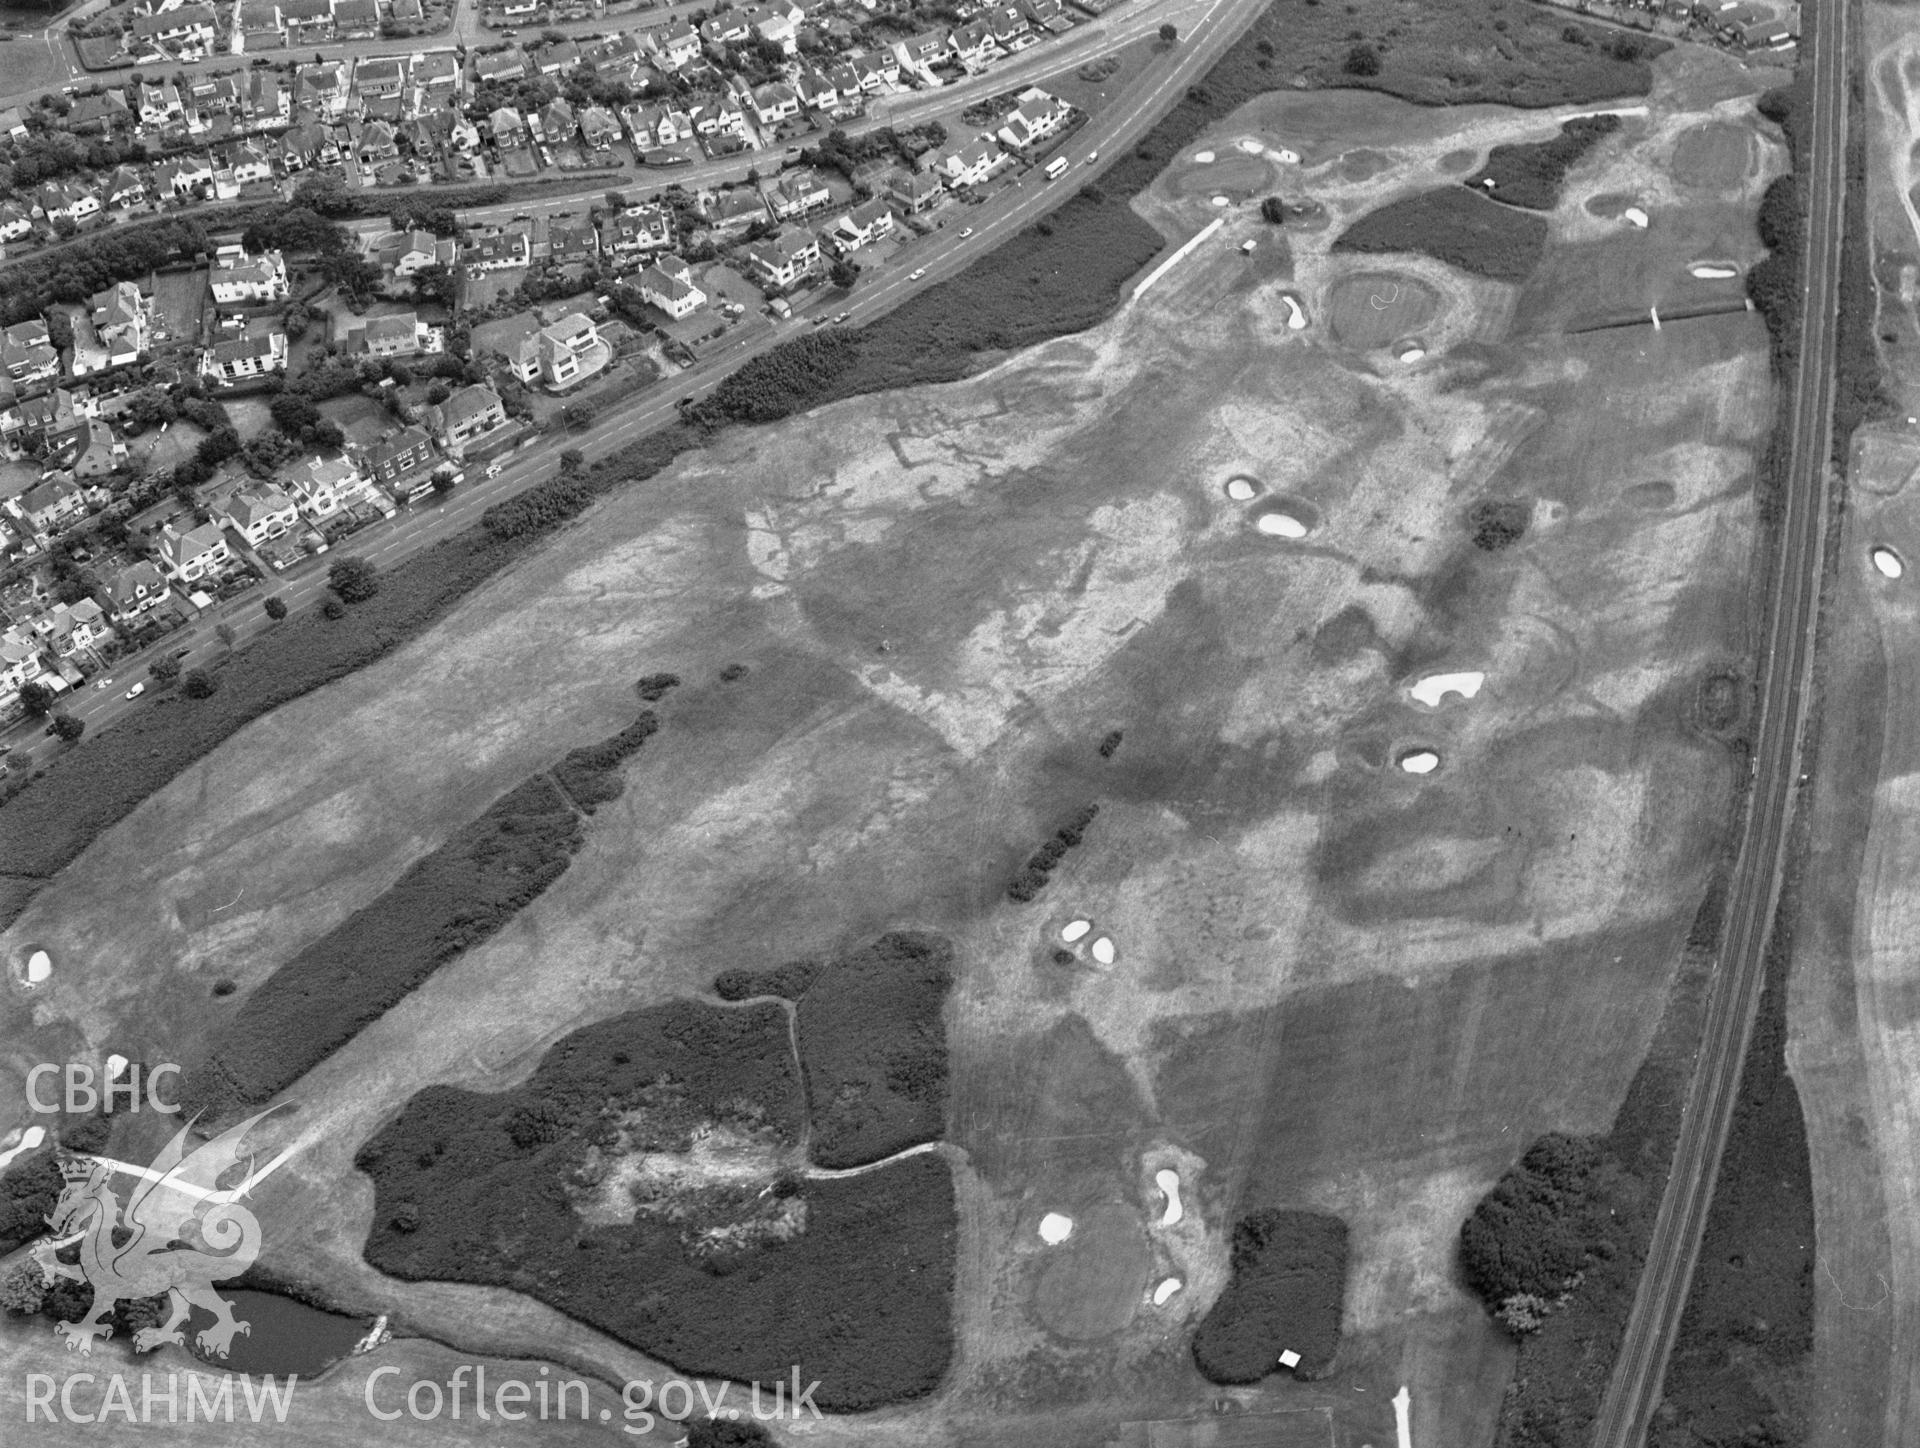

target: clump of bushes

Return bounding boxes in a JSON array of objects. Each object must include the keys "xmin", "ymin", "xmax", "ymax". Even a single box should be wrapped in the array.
[
  {"xmin": 1464, "ymin": 114, "xmax": 1621, "ymax": 210},
  {"xmin": 1008, "ymin": 804, "xmax": 1101, "ymax": 902},
  {"xmin": 635, "ymin": 672, "xmax": 681, "ymax": 702},
  {"xmin": 328, "ymin": 556, "xmax": 380, "ymax": 604},
  {"xmin": 1098, "ymin": 731, "xmax": 1124, "ymax": 759},
  {"xmin": 718, "ymin": 663, "xmax": 749, "ymax": 682},
  {"xmin": 1468, "ymin": 498, "xmax": 1531, "ymax": 551},
  {"xmin": 1192, "ymin": 1209, "xmax": 1349, "ymax": 1381},
  {"xmin": 1459, "ymin": 1133, "xmax": 1613, "ymax": 1331},
  {"xmin": 552, "ymin": 710, "xmax": 659, "ymax": 812}
]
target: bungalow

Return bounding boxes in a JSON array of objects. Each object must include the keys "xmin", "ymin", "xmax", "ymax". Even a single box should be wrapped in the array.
[
  {"xmin": 213, "ymin": 139, "xmax": 274, "ymax": 188},
  {"xmin": 744, "ymin": 225, "xmax": 821, "ymax": 290},
  {"xmin": 893, "ymin": 30, "xmax": 952, "ymax": 69},
  {"xmin": 159, "ymin": 154, "xmax": 214, "ymax": 198},
  {"xmin": 700, "ymin": 187, "xmax": 768, "ymax": 234},
  {"xmin": 699, "ymin": 12, "xmax": 751, "ymax": 44},
  {"xmin": 129, "ymin": 3, "xmax": 217, "ymax": 52},
  {"xmin": 1741, "ymin": 17, "xmax": 1792, "ymax": 46},
  {"xmin": 750, "ymin": 83, "xmax": 800, "ymax": 125},
  {"xmin": 390, "ymin": 0, "xmax": 422, "ymax": 21},
  {"xmin": 888, "ymin": 167, "xmax": 944, "ymax": 213},
  {"xmin": 91, "ymin": 282, "xmax": 152, "ymax": 363},
  {"xmin": 362, "ymin": 424, "xmax": 437, "ymax": 492},
  {"xmin": 219, "ymin": 485, "xmax": 299, "ymax": 546},
  {"xmin": 1018, "ymin": 0, "xmax": 1069, "ymax": 29},
  {"xmin": 34, "ymin": 181, "xmax": 101, "ymax": 225},
  {"xmin": 355, "ymin": 119, "xmax": 400, "ymax": 167},
  {"xmin": 848, "ymin": 49, "xmax": 900, "ymax": 89},
  {"xmin": 548, "ymin": 219, "xmax": 599, "ymax": 263},
  {"xmin": 354, "ymin": 56, "xmax": 407, "ymax": 100},
  {"xmin": 47, "ymin": 416, "xmax": 117, "ymax": 474},
  {"xmin": 238, "ymin": 0, "xmax": 284, "ymax": 49},
  {"xmin": 824, "ymin": 194, "xmax": 895, "ymax": 253},
  {"xmin": 210, "ymin": 245, "xmax": 289, "ymax": 304},
  {"xmin": 199, "ymin": 329, "xmax": 288, "ymax": 381},
  {"xmin": 623, "ymin": 102, "xmax": 686, "ymax": 148},
  {"xmin": 0, "ymin": 204, "xmax": 30, "ymax": 243},
  {"xmin": 279, "ymin": 0, "xmax": 334, "ymax": 42},
  {"xmin": 13, "ymin": 476, "xmax": 87, "ymax": 536},
  {"xmin": 464, "ymin": 226, "xmax": 531, "ymax": 271},
  {"xmin": 473, "ymin": 48, "xmax": 529, "ymax": 84},
  {"xmin": 334, "ymin": 0, "xmax": 379, "ymax": 35},
  {"xmin": 769, "ymin": 167, "xmax": 832, "ymax": 219},
  {"xmin": 793, "ymin": 68, "xmax": 838, "ymax": 112},
  {"xmin": 155, "ymin": 520, "xmax": 231, "ymax": 584},
  {"xmin": 2, "ymin": 322, "xmax": 59, "ymax": 389},
  {"xmin": 533, "ymin": 38, "xmax": 580, "ymax": 74},
  {"xmin": 0, "ymin": 108, "xmax": 27, "ymax": 142},
  {"xmin": 103, "ymin": 560, "xmax": 170, "ymax": 624},
  {"xmin": 137, "ymin": 79, "xmax": 186, "ymax": 127},
  {"xmin": 247, "ymin": 71, "xmax": 288, "ymax": 122},
  {"xmin": 368, "ymin": 228, "xmax": 456, "ymax": 276},
  {"xmin": 412, "ymin": 52, "xmax": 461, "ymax": 99},
  {"xmin": 637, "ymin": 253, "xmax": 705, "ymax": 319},
  {"xmin": 600, "ymin": 205, "xmax": 673, "ymax": 259},
  {"xmin": 429, "ymin": 383, "xmax": 508, "ymax": 455},
  {"xmin": 276, "ymin": 119, "xmax": 334, "ymax": 170},
  {"xmin": 685, "ymin": 93, "xmax": 746, "ymax": 137},
  {"xmin": 579, "ymin": 106, "xmax": 621, "ymax": 150},
  {"xmin": 67, "ymin": 91, "xmax": 131, "ymax": 135},
  {"xmin": 985, "ymin": 2, "xmax": 1029, "ymax": 43}
]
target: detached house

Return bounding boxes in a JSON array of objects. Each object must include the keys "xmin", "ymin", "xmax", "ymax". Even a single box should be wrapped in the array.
[
  {"xmin": 103, "ymin": 560, "xmax": 170, "ymax": 624},
  {"xmin": 428, "ymin": 384, "xmax": 508, "ymax": 456},
  {"xmin": 156, "ymin": 521, "xmax": 231, "ymax": 584},
  {"xmin": 348, "ymin": 311, "xmax": 433, "ymax": 357},
  {"xmin": 367, "ymin": 228, "xmax": 456, "ymax": 277},
  {"xmin": 105, "ymin": 166, "xmax": 145, "ymax": 209},
  {"xmin": 769, "ymin": 168, "xmax": 831, "ymax": 219},
  {"xmin": 637, "ymin": 254, "xmax": 705, "ymax": 320},
  {"xmin": 209, "ymin": 245, "xmax": 289, "ymax": 304},
  {"xmin": 200, "ymin": 329, "xmax": 288, "ymax": 381},
  {"xmin": 998, "ymin": 88, "xmax": 1071, "ymax": 150},
  {"xmin": 932, "ymin": 138, "xmax": 1008, "ymax": 189},
  {"xmin": 290, "ymin": 454, "xmax": 365, "ymax": 522},
  {"xmin": 824, "ymin": 195, "xmax": 895, "ymax": 253},
  {"xmin": 354, "ymin": 56, "xmax": 407, "ymax": 101},
  {"xmin": 464, "ymin": 226, "xmax": 531, "ymax": 271},
  {"xmin": 744, "ymin": 226, "xmax": 821, "ymax": 290},
  {"xmin": 888, "ymin": 168, "xmax": 944, "ymax": 213},
  {"xmin": 239, "ymin": 1, "xmax": 285, "ymax": 50},
  {"xmin": 130, "ymin": 4, "xmax": 217, "ymax": 53},
  {"xmin": 159, "ymin": 154, "xmax": 214, "ymax": 198},
  {"xmin": 91, "ymin": 282, "xmax": 152, "ymax": 363},
  {"xmin": 2, "ymin": 321, "xmax": 59, "ymax": 389},
  {"xmin": 600, "ymin": 205, "xmax": 672, "ymax": 260},
  {"xmin": 67, "ymin": 91, "xmax": 130, "ymax": 135},
  {"xmin": 750, "ymin": 83, "xmax": 800, "ymax": 126},
  {"xmin": 362, "ymin": 425, "xmax": 437, "ymax": 495},
  {"xmin": 579, "ymin": 106, "xmax": 621, "ymax": 150},
  {"xmin": 647, "ymin": 22, "xmax": 701, "ymax": 69},
  {"xmin": 12, "ymin": 476, "xmax": 87, "ymax": 537},
  {"xmin": 219, "ymin": 485, "xmax": 299, "ymax": 546},
  {"xmin": 532, "ymin": 314, "xmax": 607, "ymax": 391}
]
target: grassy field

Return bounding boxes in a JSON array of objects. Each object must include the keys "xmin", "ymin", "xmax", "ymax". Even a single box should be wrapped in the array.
[{"xmin": 0, "ymin": 33, "xmax": 1786, "ymax": 1448}]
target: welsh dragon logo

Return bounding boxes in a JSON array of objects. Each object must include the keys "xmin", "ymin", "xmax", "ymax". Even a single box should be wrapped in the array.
[{"xmin": 31, "ymin": 1109, "xmax": 295, "ymax": 1358}]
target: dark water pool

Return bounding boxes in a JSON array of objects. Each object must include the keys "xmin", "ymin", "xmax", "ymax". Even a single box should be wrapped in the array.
[{"xmin": 186, "ymin": 1290, "xmax": 368, "ymax": 1378}]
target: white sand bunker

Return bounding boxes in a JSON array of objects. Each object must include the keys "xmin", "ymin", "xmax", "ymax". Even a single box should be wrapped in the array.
[
  {"xmin": 23, "ymin": 949, "xmax": 50, "ymax": 985},
  {"xmin": 1061, "ymin": 918, "xmax": 1092, "ymax": 943},
  {"xmin": 1279, "ymin": 295, "xmax": 1307, "ymax": 330},
  {"xmin": 1210, "ymin": 195, "xmax": 1230, "ymax": 207},
  {"xmin": 1193, "ymin": 149, "xmax": 1215, "ymax": 163},
  {"xmin": 1152, "ymin": 1277, "xmax": 1184, "ymax": 1306},
  {"xmin": 0, "ymin": 1126, "xmax": 45, "ymax": 1171},
  {"xmin": 1623, "ymin": 207, "xmax": 1649, "ymax": 228},
  {"xmin": 1236, "ymin": 138, "xmax": 1263, "ymax": 154},
  {"xmin": 1090, "ymin": 935, "xmax": 1117, "ymax": 966},
  {"xmin": 1398, "ymin": 343, "xmax": 1426, "ymax": 362},
  {"xmin": 106, "ymin": 1053, "xmax": 128, "ymax": 1081},
  {"xmin": 1409, "ymin": 671, "xmax": 1484, "ymax": 707},
  {"xmin": 1689, "ymin": 262, "xmax": 1738, "ymax": 279},
  {"xmin": 1873, "ymin": 546, "xmax": 1905, "ymax": 579},
  {"xmin": 1039, "ymin": 1212, "xmax": 1075, "ymax": 1244},
  {"xmin": 1398, "ymin": 749, "xmax": 1440, "ymax": 775},
  {"xmin": 1254, "ymin": 510, "xmax": 1307, "ymax": 538},
  {"xmin": 1155, "ymin": 1169, "xmax": 1183, "ymax": 1225},
  {"xmin": 1225, "ymin": 476, "xmax": 1259, "ymax": 501}
]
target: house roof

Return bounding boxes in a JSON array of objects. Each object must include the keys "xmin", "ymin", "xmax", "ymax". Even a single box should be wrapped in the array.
[
  {"xmin": 369, "ymin": 425, "xmax": 431, "ymax": 465},
  {"xmin": 542, "ymin": 313, "xmax": 595, "ymax": 346},
  {"xmin": 106, "ymin": 560, "xmax": 167, "ymax": 607},
  {"xmin": 225, "ymin": 487, "xmax": 295, "ymax": 526},
  {"xmin": 359, "ymin": 313, "xmax": 418, "ymax": 347},
  {"xmin": 208, "ymin": 331, "xmax": 282, "ymax": 363},
  {"xmin": 440, "ymin": 384, "xmax": 503, "ymax": 429},
  {"xmin": 638, "ymin": 263, "xmax": 698, "ymax": 302},
  {"xmin": 163, "ymin": 522, "xmax": 227, "ymax": 562}
]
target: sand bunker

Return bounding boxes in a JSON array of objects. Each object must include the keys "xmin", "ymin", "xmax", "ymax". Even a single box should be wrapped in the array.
[
  {"xmin": 1623, "ymin": 207, "xmax": 1650, "ymax": 228},
  {"xmin": 1326, "ymin": 271, "xmax": 1440, "ymax": 349},
  {"xmin": 22, "ymin": 948, "xmax": 50, "ymax": 986},
  {"xmin": 1689, "ymin": 262, "xmax": 1738, "ymax": 279},
  {"xmin": 106, "ymin": 1053, "xmax": 128, "ymax": 1081},
  {"xmin": 0, "ymin": 1126, "xmax": 45, "ymax": 1171},
  {"xmin": 1061, "ymin": 918, "xmax": 1092, "ymax": 943},
  {"xmin": 1279, "ymin": 294, "xmax": 1308, "ymax": 330},
  {"xmin": 1254, "ymin": 510, "xmax": 1308, "ymax": 538},
  {"xmin": 1193, "ymin": 150, "xmax": 1214, "ymax": 163},
  {"xmin": 1039, "ymin": 1212, "xmax": 1075, "ymax": 1244},
  {"xmin": 1398, "ymin": 749, "xmax": 1440, "ymax": 775},
  {"xmin": 1090, "ymin": 935, "xmax": 1116, "ymax": 966},
  {"xmin": 1873, "ymin": 546, "xmax": 1905, "ymax": 579},
  {"xmin": 1155, "ymin": 1169, "xmax": 1183, "ymax": 1225},
  {"xmin": 1225, "ymin": 476, "xmax": 1260, "ymax": 502},
  {"xmin": 1234, "ymin": 137, "xmax": 1298, "ymax": 163},
  {"xmin": 1210, "ymin": 195, "xmax": 1230, "ymax": 207},
  {"xmin": 1397, "ymin": 343, "xmax": 1426, "ymax": 362},
  {"xmin": 1152, "ymin": 1277, "xmax": 1183, "ymax": 1306},
  {"xmin": 1409, "ymin": 671, "xmax": 1484, "ymax": 707}
]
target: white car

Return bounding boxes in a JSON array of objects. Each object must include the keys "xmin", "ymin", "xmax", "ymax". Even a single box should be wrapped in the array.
[
  {"xmin": 486, "ymin": 461, "xmax": 504, "ymax": 478},
  {"xmin": 959, "ymin": 227, "xmax": 974, "ymax": 238},
  {"xmin": 1086, "ymin": 150, "xmax": 1099, "ymax": 164},
  {"xmin": 124, "ymin": 682, "xmax": 145, "ymax": 700},
  {"xmin": 909, "ymin": 267, "xmax": 927, "ymax": 281}
]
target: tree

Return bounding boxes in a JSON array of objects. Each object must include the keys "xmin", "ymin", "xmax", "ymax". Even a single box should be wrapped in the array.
[
  {"xmin": 1260, "ymin": 196, "xmax": 1287, "ymax": 225},
  {"xmin": 1343, "ymin": 43, "xmax": 1381, "ymax": 76},
  {"xmin": 181, "ymin": 669, "xmax": 218, "ymax": 699},
  {"xmin": 215, "ymin": 622, "xmax": 237, "ymax": 650},
  {"xmin": 328, "ymin": 556, "xmax": 379, "ymax": 603},
  {"xmin": 426, "ymin": 379, "xmax": 451, "ymax": 405},
  {"xmin": 263, "ymin": 596, "xmax": 288, "ymax": 621},
  {"xmin": 51, "ymin": 713, "xmax": 84, "ymax": 742},
  {"xmin": 18, "ymin": 681, "xmax": 53, "ymax": 716},
  {"xmin": 1, "ymin": 1261, "xmax": 48, "ymax": 1317},
  {"xmin": 828, "ymin": 258, "xmax": 858, "ymax": 290},
  {"xmin": 1159, "ymin": 21, "xmax": 1178, "ymax": 40},
  {"xmin": 149, "ymin": 654, "xmax": 182, "ymax": 682},
  {"xmin": 322, "ymin": 597, "xmax": 346, "ymax": 619},
  {"xmin": 559, "ymin": 448, "xmax": 585, "ymax": 472}
]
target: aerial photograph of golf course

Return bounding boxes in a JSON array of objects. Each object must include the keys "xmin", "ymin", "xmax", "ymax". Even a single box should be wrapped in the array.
[{"xmin": 0, "ymin": 0, "xmax": 1899, "ymax": 1439}]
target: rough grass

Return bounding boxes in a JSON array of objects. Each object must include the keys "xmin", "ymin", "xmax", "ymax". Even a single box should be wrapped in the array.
[
  {"xmin": 356, "ymin": 995, "xmax": 957, "ymax": 1411},
  {"xmin": 1333, "ymin": 187, "xmax": 1552, "ymax": 282}
]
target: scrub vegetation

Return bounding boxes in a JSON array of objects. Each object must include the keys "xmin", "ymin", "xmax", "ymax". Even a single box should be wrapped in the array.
[
  {"xmin": 1333, "ymin": 188, "xmax": 1551, "ymax": 282},
  {"xmin": 1192, "ymin": 1209, "xmax": 1349, "ymax": 1381},
  {"xmin": 1465, "ymin": 114, "xmax": 1622, "ymax": 209}
]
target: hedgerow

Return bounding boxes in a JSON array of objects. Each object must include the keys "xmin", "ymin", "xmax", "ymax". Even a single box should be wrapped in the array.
[
  {"xmin": 1333, "ymin": 188, "xmax": 1551, "ymax": 283},
  {"xmin": 1007, "ymin": 804, "xmax": 1100, "ymax": 902},
  {"xmin": 552, "ymin": 710, "xmax": 659, "ymax": 812},
  {"xmin": 1465, "ymin": 115, "xmax": 1621, "ymax": 210}
]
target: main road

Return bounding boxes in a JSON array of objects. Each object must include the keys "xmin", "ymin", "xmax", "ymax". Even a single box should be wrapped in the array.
[
  {"xmin": 1588, "ymin": 0, "xmax": 1851, "ymax": 1442},
  {"xmin": 3, "ymin": 0, "xmax": 1264, "ymax": 761}
]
